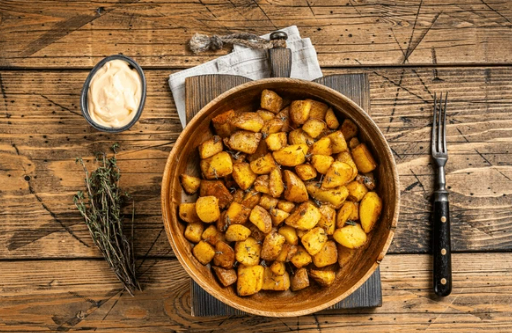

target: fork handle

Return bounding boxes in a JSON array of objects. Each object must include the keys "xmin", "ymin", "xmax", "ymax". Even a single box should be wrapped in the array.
[{"xmin": 433, "ymin": 198, "xmax": 452, "ymax": 296}]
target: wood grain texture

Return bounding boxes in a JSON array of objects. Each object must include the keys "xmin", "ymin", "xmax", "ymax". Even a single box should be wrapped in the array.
[{"xmin": 1, "ymin": 0, "xmax": 512, "ymax": 68}]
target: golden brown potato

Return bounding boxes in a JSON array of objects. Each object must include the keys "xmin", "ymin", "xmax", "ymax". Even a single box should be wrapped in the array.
[
  {"xmin": 241, "ymin": 190, "xmax": 261, "ymax": 209},
  {"xmin": 262, "ymin": 267, "xmax": 290, "ymax": 291},
  {"xmin": 360, "ymin": 192, "xmax": 382, "ymax": 233},
  {"xmin": 312, "ymin": 241, "xmax": 338, "ymax": 268},
  {"xmin": 225, "ymin": 224, "xmax": 251, "ymax": 242},
  {"xmin": 268, "ymin": 168, "xmax": 285, "ymax": 198},
  {"xmin": 193, "ymin": 240, "xmax": 216, "ymax": 265},
  {"xmin": 180, "ymin": 174, "xmax": 201, "ymax": 194},
  {"xmin": 325, "ymin": 131, "xmax": 348, "ymax": 154},
  {"xmin": 272, "ymin": 144, "xmax": 308, "ymax": 167},
  {"xmin": 212, "ymin": 266, "xmax": 238, "ymax": 287},
  {"xmin": 199, "ymin": 180, "xmax": 234, "ymax": 209},
  {"xmin": 291, "ymin": 246, "xmax": 312, "ymax": 268},
  {"xmin": 235, "ymin": 237, "xmax": 261, "ymax": 266},
  {"xmin": 261, "ymin": 232, "xmax": 286, "ymax": 261},
  {"xmin": 200, "ymin": 151, "xmax": 233, "ymax": 180},
  {"xmin": 270, "ymin": 207, "xmax": 290, "ymax": 227},
  {"xmin": 227, "ymin": 131, "xmax": 262, "ymax": 154},
  {"xmin": 296, "ymin": 229, "xmax": 307, "ymax": 239},
  {"xmin": 295, "ymin": 163, "xmax": 318, "ymax": 181},
  {"xmin": 311, "ymin": 155, "xmax": 334, "ymax": 174},
  {"xmin": 259, "ymin": 194, "xmax": 279, "ymax": 210},
  {"xmin": 335, "ymin": 151, "xmax": 358, "ymax": 180},
  {"xmin": 265, "ymin": 132, "xmax": 287, "ymax": 151},
  {"xmin": 249, "ymin": 205, "xmax": 272, "ymax": 233},
  {"xmin": 325, "ymin": 108, "xmax": 340, "ymax": 130},
  {"xmin": 232, "ymin": 162, "xmax": 257, "ymax": 190},
  {"xmin": 277, "ymin": 107, "xmax": 292, "ymax": 132},
  {"xmin": 285, "ymin": 201, "xmax": 322, "ymax": 230},
  {"xmin": 301, "ymin": 227, "xmax": 328, "ymax": 256},
  {"xmin": 283, "ymin": 170, "xmax": 309, "ymax": 203},
  {"xmin": 350, "ymin": 202, "xmax": 359, "ymax": 221},
  {"xmin": 302, "ymin": 118, "xmax": 326, "ymax": 138},
  {"xmin": 237, "ymin": 264, "xmax": 264, "ymax": 296},
  {"xmin": 276, "ymin": 243, "xmax": 298, "ymax": 262},
  {"xmin": 195, "ymin": 196, "xmax": 220, "ymax": 223},
  {"xmin": 278, "ymin": 225, "xmax": 299, "ymax": 245},
  {"xmin": 305, "ymin": 183, "xmax": 349, "ymax": 209},
  {"xmin": 247, "ymin": 139, "xmax": 269, "ymax": 163},
  {"xmin": 184, "ymin": 222, "xmax": 204, "ymax": 243},
  {"xmin": 225, "ymin": 202, "xmax": 251, "ymax": 224},
  {"xmin": 309, "ymin": 137, "xmax": 332, "ymax": 156},
  {"xmin": 253, "ymin": 175, "xmax": 270, "ymax": 194},
  {"xmin": 202, "ymin": 225, "xmax": 225, "ymax": 245},
  {"xmin": 346, "ymin": 180, "xmax": 368, "ymax": 202},
  {"xmin": 337, "ymin": 244, "xmax": 357, "ymax": 268},
  {"xmin": 261, "ymin": 89, "xmax": 283, "ymax": 113},
  {"xmin": 214, "ymin": 241, "xmax": 235, "ymax": 269},
  {"xmin": 308, "ymin": 99, "xmax": 329, "ymax": 120},
  {"xmin": 233, "ymin": 189, "xmax": 244, "ymax": 204},
  {"xmin": 288, "ymin": 129, "xmax": 315, "ymax": 146},
  {"xmin": 352, "ymin": 143, "xmax": 377, "ymax": 173},
  {"xmin": 257, "ymin": 110, "xmax": 276, "ymax": 121},
  {"xmin": 290, "ymin": 100, "xmax": 312, "ymax": 124},
  {"xmin": 270, "ymin": 261, "xmax": 286, "ymax": 276},
  {"xmin": 310, "ymin": 269, "xmax": 335, "ymax": 286},
  {"xmin": 250, "ymin": 153, "xmax": 276, "ymax": 175},
  {"xmin": 179, "ymin": 203, "xmax": 201, "ymax": 223},
  {"xmin": 198, "ymin": 136, "xmax": 223, "ymax": 159},
  {"xmin": 317, "ymin": 205, "xmax": 336, "ymax": 235},
  {"xmin": 212, "ymin": 110, "xmax": 236, "ymax": 137},
  {"xmin": 231, "ymin": 112, "xmax": 265, "ymax": 132},
  {"xmin": 333, "ymin": 224, "xmax": 367, "ymax": 249},
  {"xmin": 341, "ymin": 118, "xmax": 358, "ymax": 140},
  {"xmin": 277, "ymin": 200, "xmax": 295, "ymax": 213},
  {"xmin": 261, "ymin": 118, "xmax": 285, "ymax": 135},
  {"xmin": 247, "ymin": 223, "xmax": 266, "ymax": 243},
  {"xmin": 322, "ymin": 161, "xmax": 354, "ymax": 189},
  {"xmin": 336, "ymin": 201, "xmax": 357, "ymax": 228},
  {"xmin": 348, "ymin": 137, "xmax": 360, "ymax": 149},
  {"xmin": 291, "ymin": 267, "xmax": 310, "ymax": 291}
]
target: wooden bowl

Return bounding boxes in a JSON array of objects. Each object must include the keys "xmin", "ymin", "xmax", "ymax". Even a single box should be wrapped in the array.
[{"xmin": 161, "ymin": 78, "xmax": 399, "ymax": 317}]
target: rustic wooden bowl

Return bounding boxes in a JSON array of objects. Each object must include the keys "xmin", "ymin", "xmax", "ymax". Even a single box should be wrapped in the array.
[{"xmin": 161, "ymin": 78, "xmax": 399, "ymax": 317}]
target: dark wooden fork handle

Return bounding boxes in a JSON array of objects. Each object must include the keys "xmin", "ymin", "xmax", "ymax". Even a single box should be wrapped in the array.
[{"xmin": 433, "ymin": 200, "xmax": 452, "ymax": 296}]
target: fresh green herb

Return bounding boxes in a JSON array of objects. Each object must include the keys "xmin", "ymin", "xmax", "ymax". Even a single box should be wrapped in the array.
[{"xmin": 345, "ymin": 220, "xmax": 357, "ymax": 226}]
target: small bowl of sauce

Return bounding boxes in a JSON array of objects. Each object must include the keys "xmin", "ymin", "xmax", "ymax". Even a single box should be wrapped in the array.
[{"xmin": 81, "ymin": 55, "xmax": 146, "ymax": 133}]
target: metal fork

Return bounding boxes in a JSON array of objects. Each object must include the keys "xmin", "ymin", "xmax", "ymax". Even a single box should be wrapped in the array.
[{"xmin": 431, "ymin": 92, "xmax": 452, "ymax": 297}]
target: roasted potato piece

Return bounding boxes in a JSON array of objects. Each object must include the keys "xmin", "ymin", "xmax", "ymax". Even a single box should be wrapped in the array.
[
  {"xmin": 265, "ymin": 132, "xmax": 287, "ymax": 151},
  {"xmin": 261, "ymin": 118, "xmax": 284, "ymax": 135},
  {"xmin": 285, "ymin": 201, "xmax": 322, "ymax": 230},
  {"xmin": 325, "ymin": 108, "xmax": 340, "ymax": 129},
  {"xmin": 306, "ymin": 183, "xmax": 349, "ymax": 209},
  {"xmin": 259, "ymin": 194, "xmax": 279, "ymax": 210},
  {"xmin": 247, "ymin": 139, "xmax": 269, "ymax": 162},
  {"xmin": 272, "ymin": 144, "xmax": 308, "ymax": 167},
  {"xmin": 233, "ymin": 189, "xmax": 244, "ymax": 204},
  {"xmin": 288, "ymin": 129, "xmax": 315, "ymax": 146},
  {"xmin": 277, "ymin": 200, "xmax": 295, "ymax": 213},
  {"xmin": 225, "ymin": 224, "xmax": 251, "ymax": 242},
  {"xmin": 257, "ymin": 110, "xmax": 276, "ymax": 121},
  {"xmin": 200, "ymin": 151, "xmax": 233, "ymax": 180},
  {"xmin": 346, "ymin": 180, "xmax": 368, "ymax": 202},
  {"xmin": 352, "ymin": 143, "xmax": 377, "ymax": 173},
  {"xmin": 270, "ymin": 261, "xmax": 286, "ymax": 275},
  {"xmin": 311, "ymin": 155, "xmax": 334, "ymax": 174},
  {"xmin": 322, "ymin": 161, "xmax": 354, "ymax": 189},
  {"xmin": 269, "ymin": 168, "xmax": 285, "ymax": 198},
  {"xmin": 237, "ymin": 264, "xmax": 264, "ymax": 296},
  {"xmin": 337, "ymin": 244, "xmax": 357, "ymax": 268},
  {"xmin": 308, "ymin": 99, "xmax": 329, "ymax": 120},
  {"xmin": 325, "ymin": 131, "xmax": 348, "ymax": 154},
  {"xmin": 227, "ymin": 131, "xmax": 262, "ymax": 154},
  {"xmin": 231, "ymin": 112, "xmax": 265, "ymax": 132},
  {"xmin": 198, "ymin": 135, "xmax": 223, "ymax": 159},
  {"xmin": 253, "ymin": 175, "xmax": 270, "ymax": 194},
  {"xmin": 193, "ymin": 240, "xmax": 216, "ymax": 265},
  {"xmin": 337, "ymin": 201, "xmax": 357, "ymax": 228},
  {"xmin": 360, "ymin": 192, "xmax": 382, "ymax": 233},
  {"xmin": 180, "ymin": 174, "xmax": 201, "ymax": 194},
  {"xmin": 261, "ymin": 89, "xmax": 283, "ymax": 113},
  {"xmin": 291, "ymin": 246, "xmax": 312, "ymax": 268},
  {"xmin": 317, "ymin": 205, "xmax": 336, "ymax": 235},
  {"xmin": 232, "ymin": 162, "xmax": 257, "ymax": 190},
  {"xmin": 296, "ymin": 229, "xmax": 307, "ymax": 239},
  {"xmin": 202, "ymin": 225, "xmax": 225, "ymax": 245},
  {"xmin": 358, "ymin": 172, "xmax": 377, "ymax": 190},
  {"xmin": 278, "ymin": 226, "xmax": 299, "ymax": 245},
  {"xmin": 260, "ymin": 232, "xmax": 286, "ymax": 261},
  {"xmin": 247, "ymin": 223, "xmax": 266, "ymax": 243},
  {"xmin": 200, "ymin": 180, "xmax": 234, "ymax": 209},
  {"xmin": 212, "ymin": 266, "xmax": 237, "ymax": 287},
  {"xmin": 333, "ymin": 224, "xmax": 367, "ymax": 249},
  {"xmin": 241, "ymin": 190, "xmax": 261, "ymax": 209},
  {"xmin": 262, "ymin": 267, "xmax": 290, "ymax": 291},
  {"xmin": 179, "ymin": 203, "xmax": 201, "ymax": 223},
  {"xmin": 302, "ymin": 118, "xmax": 326, "ymax": 138},
  {"xmin": 225, "ymin": 202, "xmax": 251, "ymax": 224},
  {"xmin": 301, "ymin": 227, "xmax": 328, "ymax": 256},
  {"xmin": 335, "ymin": 151, "xmax": 358, "ymax": 180},
  {"xmin": 277, "ymin": 107, "xmax": 291, "ymax": 132},
  {"xmin": 249, "ymin": 205, "xmax": 272, "ymax": 233},
  {"xmin": 212, "ymin": 110, "xmax": 235, "ymax": 137},
  {"xmin": 310, "ymin": 269, "xmax": 335, "ymax": 287},
  {"xmin": 312, "ymin": 241, "xmax": 338, "ymax": 268},
  {"xmin": 214, "ymin": 241, "xmax": 235, "ymax": 269},
  {"xmin": 250, "ymin": 153, "xmax": 276, "ymax": 174},
  {"xmin": 235, "ymin": 237, "xmax": 261, "ymax": 266},
  {"xmin": 309, "ymin": 137, "xmax": 332, "ymax": 156},
  {"xmin": 276, "ymin": 243, "xmax": 298, "ymax": 262},
  {"xmin": 341, "ymin": 118, "xmax": 358, "ymax": 140},
  {"xmin": 283, "ymin": 170, "xmax": 309, "ymax": 203},
  {"xmin": 350, "ymin": 202, "xmax": 359, "ymax": 221},
  {"xmin": 270, "ymin": 207, "xmax": 290, "ymax": 226},
  {"xmin": 184, "ymin": 222, "xmax": 204, "ymax": 243},
  {"xmin": 295, "ymin": 163, "xmax": 317, "ymax": 181},
  {"xmin": 349, "ymin": 137, "xmax": 360, "ymax": 149},
  {"xmin": 290, "ymin": 100, "xmax": 312, "ymax": 124},
  {"xmin": 291, "ymin": 267, "xmax": 310, "ymax": 291},
  {"xmin": 195, "ymin": 196, "xmax": 220, "ymax": 223}
]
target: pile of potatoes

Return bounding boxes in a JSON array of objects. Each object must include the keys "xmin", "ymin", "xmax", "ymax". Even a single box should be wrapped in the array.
[{"xmin": 178, "ymin": 89, "xmax": 383, "ymax": 296}]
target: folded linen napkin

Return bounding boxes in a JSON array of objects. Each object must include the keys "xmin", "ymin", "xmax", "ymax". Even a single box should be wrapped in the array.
[{"xmin": 168, "ymin": 26, "xmax": 323, "ymax": 128}]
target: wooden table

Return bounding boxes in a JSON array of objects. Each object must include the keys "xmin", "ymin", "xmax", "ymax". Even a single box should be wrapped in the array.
[{"xmin": 1, "ymin": 1, "xmax": 512, "ymax": 331}]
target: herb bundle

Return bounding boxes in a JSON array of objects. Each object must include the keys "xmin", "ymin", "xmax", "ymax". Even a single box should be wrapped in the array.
[{"xmin": 74, "ymin": 144, "xmax": 141, "ymax": 295}]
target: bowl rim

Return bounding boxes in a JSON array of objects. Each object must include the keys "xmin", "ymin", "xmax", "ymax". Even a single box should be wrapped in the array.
[
  {"xmin": 80, "ymin": 54, "xmax": 147, "ymax": 133},
  {"xmin": 161, "ymin": 77, "xmax": 399, "ymax": 317}
]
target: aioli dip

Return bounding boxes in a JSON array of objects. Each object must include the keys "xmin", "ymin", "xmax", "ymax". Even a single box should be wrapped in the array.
[{"xmin": 87, "ymin": 59, "xmax": 142, "ymax": 128}]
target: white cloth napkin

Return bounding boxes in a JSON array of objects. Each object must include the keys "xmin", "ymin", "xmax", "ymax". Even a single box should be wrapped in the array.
[{"xmin": 168, "ymin": 26, "xmax": 323, "ymax": 128}]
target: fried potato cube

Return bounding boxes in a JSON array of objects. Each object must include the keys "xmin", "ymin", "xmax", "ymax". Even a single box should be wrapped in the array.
[
  {"xmin": 235, "ymin": 237, "xmax": 261, "ymax": 266},
  {"xmin": 184, "ymin": 222, "xmax": 204, "ymax": 243},
  {"xmin": 247, "ymin": 139, "xmax": 269, "ymax": 163},
  {"xmin": 308, "ymin": 99, "xmax": 329, "ymax": 120},
  {"xmin": 231, "ymin": 112, "xmax": 265, "ymax": 132},
  {"xmin": 291, "ymin": 246, "xmax": 312, "ymax": 268},
  {"xmin": 257, "ymin": 110, "xmax": 276, "ymax": 121},
  {"xmin": 213, "ymin": 241, "xmax": 235, "ymax": 269},
  {"xmin": 226, "ymin": 202, "xmax": 251, "ymax": 224},
  {"xmin": 278, "ymin": 225, "xmax": 299, "ymax": 245},
  {"xmin": 317, "ymin": 205, "xmax": 336, "ymax": 235},
  {"xmin": 312, "ymin": 241, "xmax": 338, "ymax": 268},
  {"xmin": 301, "ymin": 227, "xmax": 328, "ymax": 256},
  {"xmin": 290, "ymin": 100, "xmax": 312, "ymax": 124},
  {"xmin": 212, "ymin": 110, "xmax": 236, "ymax": 137},
  {"xmin": 333, "ymin": 224, "xmax": 367, "ymax": 249},
  {"xmin": 277, "ymin": 200, "xmax": 295, "ymax": 213},
  {"xmin": 277, "ymin": 107, "xmax": 291, "ymax": 132},
  {"xmin": 352, "ymin": 143, "xmax": 378, "ymax": 173},
  {"xmin": 270, "ymin": 207, "xmax": 290, "ymax": 227},
  {"xmin": 228, "ymin": 131, "xmax": 262, "ymax": 154},
  {"xmin": 265, "ymin": 132, "xmax": 287, "ymax": 151},
  {"xmin": 325, "ymin": 131, "xmax": 348, "ymax": 154},
  {"xmin": 325, "ymin": 108, "xmax": 340, "ymax": 129},
  {"xmin": 285, "ymin": 201, "xmax": 321, "ymax": 230},
  {"xmin": 346, "ymin": 180, "xmax": 369, "ymax": 202},
  {"xmin": 337, "ymin": 244, "xmax": 357, "ymax": 268},
  {"xmin": 250, "ymin": 153, "xmax": 276, "ymax": 175},
  {"xmin": 272, "ymin": 144, "xmax": 309, "ymax": 167},
  {"xmin": 253, "ymin": 175, "xmax": 270, "ymax": 194},
  {"xmin": 322, "ymin": 161, "xmax": 354, "ymax": 189},
  {"xmin": 261, "ymin": 232, "xmax": 286, "ymax": 261},
  {"xmin": 295, "ymin": 163, "xmax": 318, "ymax": 181},
  {"xmin": 195, "ymin": 196, "xmax": 220, "ymax": 223},
  {"xmin": 261, "ymin": 89, "xmax": 283, "ymax": 113},
  {"xmin": 179, "ymin": 203, "xmax": 201, "ymax": 223},
  {"xmin": 241, "ymin": 190, "xmax": 261, "ymax": 209},
  {"xmin": 276, "ymin": 243, "xmax": 298, "ymax": 262},
  {"xmin": 296, "ymin": 229, "xmax": 307, "ymax": 239},
  {"xmin": 233, "ymin": 189, "xmax": 244, "ymax": 204},
  {"xmin": 259, "ymin": 194, "xmax": 279, "ymax": 210},
  {"xmin": 180, "ymin": 174, "xmax": 201, "ymax": 194},
  {"xmin": 340, "ymin": 118, "xmax": 358, "ymax": 140},
  {"xmin": 225, "ymin": 224, "xmax": 252, "ymax": 242},
  {"xmin": 269, "ymin": 168, "xmax": 284, "ymax": 198},
  {"xmin": 199, "ymin": 180, "xmax": 233, "ymax": 209},
  {"xmin": 270, "ymin": 261, "xmax": 286, "ymax": 275},
  {"xmin": 291, "ymin": 267, "xmax": 310, "ymax": 291},
  {"xmin": 302, "ymin": 118, "xmax": 326, "ymax": 138},
  {"xmin": 261, "ymin": 118, "xmax": 285, "ymax": 135},
  {"xmin": 336, "ymin": 151, "xmax": 358, "ymax": 180},
  {"xmin": 310, "ymin": 269, "xmax": 335, "ymax": 287},
  {"xmin": 309, "ymin": 137, "xmax": 332, "ymax": 156},
  {"xmin": 198, "ymin": 135, "xmax": 223, "ymax": 159},
  {"xmin": 288, "ymin": 129, "xmax": 315, "ymax": 146},
  {"xmin": 249, "ymin": 205, "xmax": 272, "ymax": 233},
  {"xmin": 311, "ymin": 155, "xmax": 334, "ymax": 174},
  {"xmin": 337, "ymin": 201, "xmax": 357, "ymax": 228},
  {"xmin": 237, "ymin": 264, "xmax": 264, "ymax": 296},
  {"xmin": 200, "ymin": 151, "xmax": 233, "ymax": 179},
  {"xmin": 232, "ymin": 162, "xmax": 257, "ymax": 190},
  {"xmin": 283, "ymin": 170, "xmax": 309, "ymax": 203},
  {"xmin": 305, "ymin": 183, "xmax": 349, "ymax": 209},
  {"xmin": 360, "ymin": 192, "xmax": 383, "ymax": 233},
  {"xmin": 349, "ymin": 137, "xmax": 360, "ymax": 149},
  {"xmin": 212, "ymin": 266, "xmax": 238, "ymax": 287},
  {"xmin": 202, "ymin": 225, "xmax": 225, "ymax": 245},
  {"xmin": 262, "ymin": 267, "xmax": 290, "ymax": 291},
  {"xmin": 193, "ymin": 240, "xmax": 216, "ymax": 265},
  {"xmin": 350, "ymin": 202, "xmax": 359, "ymax": 220}
]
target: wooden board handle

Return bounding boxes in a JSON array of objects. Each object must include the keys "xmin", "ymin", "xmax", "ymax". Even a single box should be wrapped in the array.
[{"xmin": 269, "ymin": 32, "xmax": 292, "ymax": 78}]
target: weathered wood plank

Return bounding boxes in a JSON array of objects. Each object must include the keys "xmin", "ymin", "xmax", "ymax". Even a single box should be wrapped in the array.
[
  {"xmin": 1, "ymin": 67, "xmax": 512, "ymax": 259},
  {"xmin": 1, "ymin": 253, "xmax": 511, "ymax": 332},
  {"xmin": 1, "ymin": 0, "xmax": 512, "ymax": 68}
]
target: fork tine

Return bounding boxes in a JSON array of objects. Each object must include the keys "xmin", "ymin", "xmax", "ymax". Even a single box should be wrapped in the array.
[
  {"xmin": 432, "ymin": 92, "xmax": 437, "ymax": 154},
  {"xmin": 437, "ymin": 92, "xmax": 443, "ymax": 153},
  {"xmin": 442, "ymin": 92, "xmax": 448, "ymax": 153}
]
